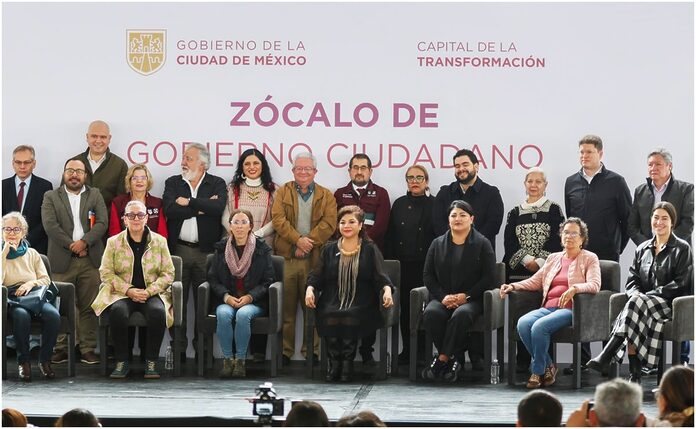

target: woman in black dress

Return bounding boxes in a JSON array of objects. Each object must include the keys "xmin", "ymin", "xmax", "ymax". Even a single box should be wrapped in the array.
[{"xmin": 305, "ymin": 205, "xmax": 394, "ymax": 382}]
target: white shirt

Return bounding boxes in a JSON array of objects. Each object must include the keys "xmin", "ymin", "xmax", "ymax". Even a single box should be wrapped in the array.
[
  {"xmin": 179, "ymin": 173, "xmax": 206, "ymax": 243},
  {"xmin": 87, "ymin": 151, "xmax": 106, "ymax": 173},
  {"xmin": 14, "ymin": 174, "xmax": 33, "ymax": 213},
  {"xmin": 581, "ymin": 164, "xmax": 604, "ymax": 184},
  {"xmin": 65, "ymin": 185, "xmax": 87, "ymax": 242},
  {"xmin": 651, "ymin": 177, "xmax": 671, "ymax": 208}
]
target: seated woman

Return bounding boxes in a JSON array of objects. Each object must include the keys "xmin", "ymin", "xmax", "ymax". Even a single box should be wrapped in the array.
[
  {"xmin": 500, "ymin": 217, "xmax": 600, "ymax": 389},
  {"xmin": 305, "ymin": 205, "xmax": 394, "ymax": 383},
  {"xmin": 208, "ymin": 208, "xmax": 274, "ymax": 378},
  {"xmin": 92, "ymin": 200, "xmax": 175, "ymax": 379},
  {"xmin": 420, "ymin": 200, "xmax": 496, "ymax": 382},
  {"xmin": 587, "ymin": 202, "xmax": 693, "ymax": 384},
  {"xmin": 2, "ymin": 212, "xmax": 60, "ymax": 381}
]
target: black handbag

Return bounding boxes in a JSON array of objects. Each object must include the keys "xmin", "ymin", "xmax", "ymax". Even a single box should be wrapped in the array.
[{"xmin": 6, "ymin": 282, "xmax": 59, "ymax": 316}]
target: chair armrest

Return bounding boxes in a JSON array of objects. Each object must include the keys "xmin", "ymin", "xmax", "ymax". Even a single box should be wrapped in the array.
[
  {"xmin": 484, "ymin": 289, "xmax": 505, "ymax": 330},
  {"xmin": 55, "ymin": 282, "xmax": 76, "ymax": 328},
  {"xmin": 573, "ymin": 290, "xmax": 615, "ymax": 342},
  {"xmin": 672, "ymin": 295, "xmax": 694, "ymax": 342},
  {"xmin": 267, "ymin": 281, "xmax": 283, "ymax": 333},
  {"xmin": 609, "ymin": 293, "xmax": 628, "ymax": 322},
  {"xmin": 507, "ymin": 291, "xmax": 542, "ymax": 339},
  {"xmin": 380, "ymin": 287, "xmax": 399, "ymax": 327},
  {"xmin": 196, "ymin": 282, "xmax": 211, "ymax": 326},
  {"xmin": 172, "ymin": 281, "xmax": 183, "ymax": 327},
  {"xmin": 2, "ymin": 286, "xmax": 7, "ymax": 336},
  {"xmin": 410, "ymin": 287, "xmax": 429, "ymax": 333}
]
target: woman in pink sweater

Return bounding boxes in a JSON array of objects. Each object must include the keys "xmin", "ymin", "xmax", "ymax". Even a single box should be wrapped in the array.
[{"xmin": 500, "ymin": 217, "xmax": 600, "ymax": 389}]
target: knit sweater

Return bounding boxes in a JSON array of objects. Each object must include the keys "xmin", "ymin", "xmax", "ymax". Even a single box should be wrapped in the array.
[{"xmin": 1, "ymin": 244, "xmax": 50, "ymax": 288}]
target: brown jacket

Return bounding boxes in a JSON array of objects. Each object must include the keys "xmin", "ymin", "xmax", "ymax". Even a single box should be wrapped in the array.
[{"xmin": 271, "ymin": 181, "xmax": 337, "ymax": 265}]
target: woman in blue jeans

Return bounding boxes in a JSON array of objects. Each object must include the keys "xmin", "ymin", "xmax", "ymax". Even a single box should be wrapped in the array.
[
  {"xmin": 208, "ymin": 208, "xmax": 275, "ymax": 378},
  {"xmin": 500, "ymin": 218, "xmax": 600, "ymax": 389}
]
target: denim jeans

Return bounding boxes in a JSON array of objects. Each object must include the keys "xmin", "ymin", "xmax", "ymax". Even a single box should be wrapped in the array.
[
  {"xmin": 517, "ymin": 307, "xmax": 572, "ymax": 375},
  {"xmin": 12, "ymin": 303, "xmax": 60, "ymax": 364},
  {"xmin": 216, "ymin": 303, "xmax": 265, "ymax": 359}
]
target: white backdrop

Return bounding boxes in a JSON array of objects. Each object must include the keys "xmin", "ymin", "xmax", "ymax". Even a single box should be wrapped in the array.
[{"xmin": 3, "ymin": 2, "xmax": 694, "ymax": 360}]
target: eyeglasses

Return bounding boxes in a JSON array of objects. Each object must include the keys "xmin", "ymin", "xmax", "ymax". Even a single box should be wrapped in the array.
[
  {"xmin": 131, "ymin": 175, "xmax": 148, "ymax": 181},
  {"xmin": 124, "ymin": 212, "xmax": 147, "ymax": 220},
  {"xmin": 2, "ymin": 227, "xmax": 22, "ymax": 233},
  {"xmin": 230, "ymin": 220, "xmax": 250, "ymax": 225},
  {"xmin": 64, "ymin": 168, "xmax": 86, "ymax": 176},
  {"xmin": 406, "ymin": 175, "xmax": 425, "ymax": 183},
  {"xmin": 13, "ymin": 160, "xmax": 34, "ymax": 166},
  {"xmin": 562, "ymin": 231, "xmax": 581, "ymax": 237},
  {"xmin": 293, "ymin": 167, "xmax": 315, "ymax": 173},
  {"xmin": 351, "ymin": 165, "xmax": 370, "ymax": 172}
]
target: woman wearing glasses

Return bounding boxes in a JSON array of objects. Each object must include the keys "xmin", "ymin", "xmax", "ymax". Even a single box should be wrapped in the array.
[
  {"xmin": 92, "ymin": 200, "xmax": 175, "ymax": 379},
  {"xmin": 208, "ymin": 208, "xmax": 274, "ymax": 378},
  {"xmin": 384, "ymin": 164, "xmax": 436, "ymax": 364},
  {"xmin": 108, "ymin": 163, "xmax": 168, "ymax": 238},
  {"xmin": 2, "ymin": 212, "xmax": 60, "ymax": 381}
]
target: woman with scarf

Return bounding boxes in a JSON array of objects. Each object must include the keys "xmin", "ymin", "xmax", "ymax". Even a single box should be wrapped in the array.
[
  {"xmin": 305, "ymin": 205, "xmax": 394, "ymax": 382},
  {"xmin": 208, "ymin": 208, "xmax": 275, "ymax": 378}
]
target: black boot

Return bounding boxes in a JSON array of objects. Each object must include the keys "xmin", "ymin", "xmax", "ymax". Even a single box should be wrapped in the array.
[
  {"xmin": 587, "ymin": 335, "xmax": 624, "ymax": 372},
  {"xmin": 326, "ymin": 337, "xmax": 342, "ymax": 382},
  {"xmin": 340, "ymin": 359, "xmax": 354, "ymax": 382},
  {"xmin": 627, "ymin": 354, "xmax": 642, "ymax": 385},
  {"xmin": 340, "ymin": 338, "xmax": 358, "ymax": 382}
]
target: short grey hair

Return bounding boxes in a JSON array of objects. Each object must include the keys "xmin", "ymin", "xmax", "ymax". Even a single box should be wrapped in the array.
[
  {"xmin": 594, "ymin": 378, "xmax": 642, "ymax": 426},
  {"xmin": 524, "ymin": 166, "xmax": 547, "ymax": 183},
  {"xmin": 187, "ymin": 143, "xmax": 211, "ymax": 170},
  {"xmin": 124, "ymin": 200, "xmax": 147, "ymax": 214},
  {"xmin": 2, "ymin": 211, "xmax": 29, "ymax": 235},
  {"xmin": 648, "ymin": 148, "xmax": 673, "ymax": 165},
  {"xmin": 292, "ymin": 151, "xmax": 317, "ymax": 168},
  {"xmin": 13, "ymin": 145, "xmax": 36, "ymax": 159}
]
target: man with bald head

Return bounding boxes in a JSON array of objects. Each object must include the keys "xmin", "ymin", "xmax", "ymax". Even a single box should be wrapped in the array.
[{"xmin": 68, "ymin": 120, "xmax": 128, "ymax": 211}]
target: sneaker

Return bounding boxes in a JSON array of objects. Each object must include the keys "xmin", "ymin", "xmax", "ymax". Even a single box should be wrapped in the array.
[
  {"xmin": 442, "ymin": 359, "xmax": 461, "ymax": 382},
  {"xmin": 526, "ymin": 373, "xmax": 542, "ymax": 389},
  {"xmin": 232, "ymin": 358, "xmax": 246, "ymax": 377},
  {"xmin": 219, "ymin": 357, "xmax": 234, "ymax": 378},
  {"xmin": 80, "ymin": 351, "xmax": 100, "ymax": 365},
  {"xmin": 421, "ymin": 356, "xmax": 448, "ymax": 380},
  {"xmin": 110, "ymin": 361, "xmax": 130, "ymax": 379},
  {"xmin": 51, "ymin": 350, "xmax": 68, "ymax": 364},
  {"xmin": 144, "ymin": 360, "xmax": 160, "ymax": 379},
  {"xmin": 641, "ymin": 366, "xmax": 658, "ymax": 376},
  {"xmin": 543, "ymin": 364, "xmax": 558, "ymax": 387}
]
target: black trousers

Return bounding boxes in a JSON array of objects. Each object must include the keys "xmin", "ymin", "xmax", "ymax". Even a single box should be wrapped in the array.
[
  {"xmin": 327, "ymin": 336, "xmax": 358, "ymax": 361},
  {"xmin": 398, "ymin": 259, "xmax": 426, "ymax": 358},
  {"xmin": 109, "ymin": 297, "xmax": 166, "ymax": 361},
  {"xmin": 422, "ymin": 299, "xmax": 483, "ymax": 359}
]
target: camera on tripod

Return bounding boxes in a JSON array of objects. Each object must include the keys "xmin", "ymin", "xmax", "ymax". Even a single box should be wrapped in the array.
[{"xmin": 251, "ymin": 382, "xmax": 285, "ymax": 419}]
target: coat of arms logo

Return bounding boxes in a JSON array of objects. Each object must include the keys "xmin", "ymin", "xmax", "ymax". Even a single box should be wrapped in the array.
[{"xmin": 127, "ymin": 30, "xmax": 166, "ymax": 75}]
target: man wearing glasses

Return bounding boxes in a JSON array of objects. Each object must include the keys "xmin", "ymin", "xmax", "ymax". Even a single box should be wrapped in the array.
[
  {"xmin": 272, "ymin": 152, "xmax": 337, "ymax": 365},
  {"xmin": 42, "ymin": 158, "xmax": 108, "ymax": 365},
  {"xmin": 2, "ymin": 145, "xmax": 53, "ymax": 254}
]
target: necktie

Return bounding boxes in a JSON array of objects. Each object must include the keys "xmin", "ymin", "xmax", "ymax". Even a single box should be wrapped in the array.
[
  {"xmin": 17, "ymin": 182, "xmax": 26, "ymax": 211},
  {"xmin": 357, "ymin": 188, "xmax": 366, "ymax": 199}
]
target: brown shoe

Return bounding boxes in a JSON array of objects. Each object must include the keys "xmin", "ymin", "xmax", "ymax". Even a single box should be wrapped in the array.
[
  {"xmin": 543, "ymin": 364, "xmax": 558, "ymax": 387},
  {"xmin": 39, "ymin": 362, "xmax": 55, "ymax": 379},
  {"xmin": 526, "ymin": 373, "xmax": 542, "ymax": 389},
  {"xmin": 51, "ymin": 350, "xmax": 68, "ymax": 364},
  {"xmin": 80, "ymin": 351, "xmax": 100, "ymax": 365},
  {"xmin": 18, "ymin": 362, "xmax": 31, "ymax": 382}
]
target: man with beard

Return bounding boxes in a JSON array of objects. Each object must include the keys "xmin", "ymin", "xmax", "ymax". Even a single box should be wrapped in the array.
[
  {"xmin": 432, "ymin": 148, "xmax": 504, "ymax": 371},
  {"xmin": 333, "ymin": 153, "xmax": 391, "ymax": 367},
  {"xmin": 42, "ymin": 159, "xmax": 108, "ymax": 365},
  {"xmin": 163, "ymin": 143, "xmax": 227, "ymax": 361}
]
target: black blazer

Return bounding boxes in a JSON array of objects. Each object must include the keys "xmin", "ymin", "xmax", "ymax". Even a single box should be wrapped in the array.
[{"xmin": 2, "ymin": 174, "xmax": 53, "ymax": 254}]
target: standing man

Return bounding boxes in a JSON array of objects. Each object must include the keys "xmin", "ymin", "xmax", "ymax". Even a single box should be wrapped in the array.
[
  {"xmin": 69, "ymin": 120, "xmax": 128, "ymax": 213},
  {"xmin": 564, "ymin": 134, "xmax": 632, "ymax": 372},
  {"xmin": 42, "ymin": 159, "xmax": 107, "ymax": 365},
  {"xmin": 2, "ymin": 145, "xmax": 53, "ymax": 254},
  {"xmin": 432, "ymin": 148, "xmax": 504, "ymax": 370},
  {"xmin": 163, "ymin": 143, "xmax": 227, "ymax": 361},
  {"xmin": 272, "ymin": 152, "xmax": 337, "ymax": 364}
]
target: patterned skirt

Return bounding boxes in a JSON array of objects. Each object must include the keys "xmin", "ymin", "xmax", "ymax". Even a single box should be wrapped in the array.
[{"xmin": 611, "ymin": 293, "xmax": 671, "ymax": 368}]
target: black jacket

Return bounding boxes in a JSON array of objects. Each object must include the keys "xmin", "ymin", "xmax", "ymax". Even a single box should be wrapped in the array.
[
  {"xmin": 564, "ymin": 165, "xmax": 632, "ymax": 261},
  {"xmin": 423, "ymin": 228, "xmax": 496, "ymax": 303},
  {"xmin": 2, "ymin": 174, "xmax": 53, "ymax": 254},
  {"xmin": 432, "ymin": 178, "xmax": 504, "ymax": 251},
  {"xmin": 385, "ymin": 192, "xmax": 436, "ymax": 262},
  {"xmin": 625, "ymin": 233, "xmax": 693, "ymax": 305},
  {"xmin": 163, "ymin": 173, "xmax": 227, "ymax": 253},
  {"xmin": 207, "ymin": 237, "xmax": 275, "ymax": 312},
  {"xmin": 628, "ymin": 176, "xmax": 693, "ymax": 246}
]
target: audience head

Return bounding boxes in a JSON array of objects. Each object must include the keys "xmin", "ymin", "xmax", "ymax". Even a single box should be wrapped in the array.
[
  {"xmin": 452, "ymin": 149, "xmax": 479, "ymax": 185},
  {"xmin": 337, "ymin": 205, "xmax": 367, "ymax": 241},
  {"xmin": 233, "ymin": 148, "xmax": 275, "ymax": 192},
  {"xmin": 181, "ymin": 143, "xmax": 210, "ymax": 181},
  {"xmin": 63, "ymin": 159, "xmax": 88, "ymax": 191},
  {"xmin": 12, "ymin": 145, "xmax": 36, "ymax": 181},
  {"xmin": 656, "ymin": 365, "xmax": 694, "ymax": 427},
  {"xmin": 292, "ymin": 152, "xmax": 317, "ymax": 188},
  {"xmin": 559, "ymin": 217, "xmax": 589, "ymax": 249},
  {"xmin": 85, "ymin": 120, "xmax": 112, "ymax": 158},
  {"xmin": 405, "ymin": 164, "xmax": 429, "ymax": 196},
  {"xmin": 336, "ymin": 411, "xmax": 386, "ymax": 427},
  {"xmin": 349, "ymin": 153, "xmax": 373, "ymax": 187},
  {"xmin": 647, "ymin": 148, "xmax": 673, "ymax": 186},
  {"xmin": 578, "ymin": 134, "xmax": 603, "ymax": 172},
  {"xmin": 448, "ymin": 200, "xmax": 475, "ymax": 234},
  {"xmin": 652, "ymin": 202, "xmax": 677, "ymax": 236},
  {"xmin": 523, "ymin": 167, "xmax": 548, "ymax": 201},
  {"xmin": 2, "ymin": 408, "xmax": 28, "ymax": 427},
  {"xmin": 591, "ymin": 378, "xmax": 644, "ymax": 427},
  {"xmin": 516, "ymin": 390, "xmax": 563, "ymax": 427},
  {"xmin": 283, "ymin": 400, "xmax": 329, "ymax": 427},
  {"xmin": 124, "ymin": 163, "xmax": 154, "ymax": 193},
  {"xmin": 55, "ymin": 408, "xmax": 100, "ymax": 427}
]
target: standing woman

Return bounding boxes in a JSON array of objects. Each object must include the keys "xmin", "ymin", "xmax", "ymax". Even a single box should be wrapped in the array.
[
  {"xmin": 305, "ymin": 205, "xmax": 394, "ymax": 382},
  {"xmin": 109, "ymin": 163, "xmax": 168, "ymax": 238},
  {"xmin": 587, "ymin": 202, "xmax": 693, "ymax": 384},
  {"xmin": 420, "ymin": 200, "xmax": 496, "ymax": 382},
  {"xmin": 384, "ymin": 164, "xmax": 436, "ymax": 364}
]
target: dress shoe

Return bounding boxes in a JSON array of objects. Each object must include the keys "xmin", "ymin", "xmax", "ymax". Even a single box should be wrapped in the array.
[
  {"xmin": 587, "ymin": 335, "xmax": 624, "ymax": 373},
  {"xmin": 627, "ymin": 354, "xmax": 642, "ymax": 385},
  {"xmin": 18, "ymin": 362, "xmax": 31, "ymax": 382},
  {"xmin": 543, "ymin": 364, "xmax": 557, "ymax": 387},
  {"xmin": 526, "ymin": 373, "xmax": 542, "ymax": 389},
  {"xmin": 80, "ymin": 351, "xmax": 100, "ymax": 365},
  {"xmin": 39, "ymin": 362, "xmax": 55, "ymax": 379},
  {"xmin": 51, "ymin": 350, "xmax": 68, "ymax": 364}
]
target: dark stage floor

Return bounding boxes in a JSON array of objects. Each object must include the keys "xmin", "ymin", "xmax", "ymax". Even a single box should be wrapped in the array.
[{"xmin": 2, "ymin": 357, "xmax": 664, "ymax": 427}]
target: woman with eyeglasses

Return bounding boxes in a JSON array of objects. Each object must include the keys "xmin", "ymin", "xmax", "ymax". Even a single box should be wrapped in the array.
[
  {"xmin": 208, "ymin": 208, "xmax": 274, "ymax": 378},
  {"xmin": 108, "ymin": 163, "xmax": 168, "ymax": 238},
  {"xmin": 92, "ymin": 200, "xmax": 175, "ymax": 379},
  {"xmin": 587, "ymin": 202, "xmax": 693, "ymax": 384},
  {"xmin": 2, "ymin": 211, "xmax": 60, "ymax": 381},
  {"xmin": 384, "ymin": 164, "xmax": 436, "ymax": 365},
  {"xmin": 499, "ymin": 217, "xmax": 600, "ymax": 389}
]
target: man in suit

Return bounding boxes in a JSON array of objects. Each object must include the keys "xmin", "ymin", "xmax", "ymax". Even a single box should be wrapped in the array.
[
  {"xmin": 2, "ymin": 145, "xmax": 53, "ymax": 254},
  {"xmin": 163, "ymin": 143, "xmax": 227, "ymax": 360},
  {"xmin": 42, "ymin": 158, "xmax": 108, "ymax": 365}
]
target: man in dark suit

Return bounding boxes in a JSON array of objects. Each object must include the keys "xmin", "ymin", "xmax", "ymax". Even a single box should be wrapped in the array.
[
  {"xmin": 163, "ymin": 143, "xmax": 227, "ymax": 360},
  {"xmin": 2, "ymin": 145, "xmax": 53, "ymax": 254}
]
